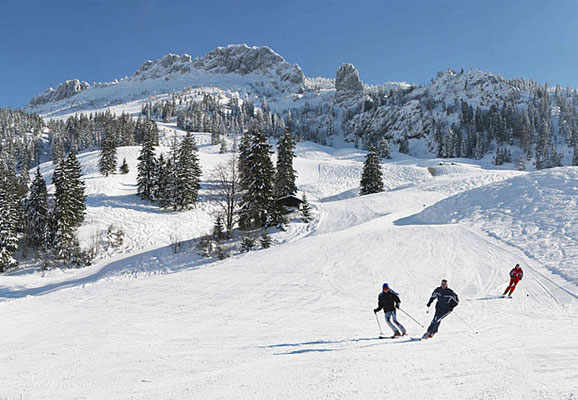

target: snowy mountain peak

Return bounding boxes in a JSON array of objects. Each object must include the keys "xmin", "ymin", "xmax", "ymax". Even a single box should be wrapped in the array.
[
  {"xmin": 27, "ymin": 44, "xmax": 305, "ymax": 113},
  {"xmin": 190, "ymin": 44, "xmax": 305, "ymax": 85},
  {"xmin": 133, "ymin": 53, "xmax": 194, "ymax": 80},
  {"xmin": 131, "ymin": 44, "xmax": 305, "ymax": 85},
  {"xmin": 424, "ymin": 68, "xmax": 519, "ymax": 107}
]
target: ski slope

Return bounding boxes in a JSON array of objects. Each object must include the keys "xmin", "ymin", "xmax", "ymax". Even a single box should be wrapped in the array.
[{"xmin": 1, "ymin": 141, "xmax": 577, "ymax": 399}]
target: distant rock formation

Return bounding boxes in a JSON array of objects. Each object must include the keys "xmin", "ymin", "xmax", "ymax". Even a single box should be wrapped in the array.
[
  {"xmin": 334, "ymin": 63, "xmax": 364, "ymax": 102},
  {"xmin": 192, "ymin": 44, "xmax": 305, "ymax": 85},
  {"xmin": 29, "ymin": 79, "xmax": 91, "ymax": 106}
]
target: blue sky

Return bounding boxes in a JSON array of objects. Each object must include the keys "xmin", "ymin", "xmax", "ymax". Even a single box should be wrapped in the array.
[{"xmin": 1, "ymin": 0, "xmax": 577, "ymax": 107}]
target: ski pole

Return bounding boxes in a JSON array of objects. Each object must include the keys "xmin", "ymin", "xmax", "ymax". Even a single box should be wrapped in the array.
[
  {"xmin": 453, "ymin": 311, "xmax": 478, "ymax": 334},
  {"xmin": 398, "ymin": 307, "xmax": 425, "ymax": 328},
  {"xmin": 374, "ymin": 312, "xmax": 384, "ymax": 335}
]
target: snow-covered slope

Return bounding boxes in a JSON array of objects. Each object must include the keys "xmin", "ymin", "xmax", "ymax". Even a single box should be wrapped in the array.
[
  {"xmin": 1, "ymin": 134, "xmax": 576, "ymax": 398},
  {"xmin": 400, "ymin": 167, "xmax": 578, "ymax": 284}
]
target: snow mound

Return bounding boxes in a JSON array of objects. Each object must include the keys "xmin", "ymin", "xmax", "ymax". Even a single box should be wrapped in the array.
[{"xmin": 399, "ymin": 167, "xmax": 578, "ymax": 283}]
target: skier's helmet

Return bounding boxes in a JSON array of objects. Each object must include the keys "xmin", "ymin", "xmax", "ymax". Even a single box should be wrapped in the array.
[
  {"xmin": 441, "ymin": 279, "xmax": 448, "ymax": 287},
  {"xmin": 382, "ymin": 283, "xmax": 389, "ymax": 290}
]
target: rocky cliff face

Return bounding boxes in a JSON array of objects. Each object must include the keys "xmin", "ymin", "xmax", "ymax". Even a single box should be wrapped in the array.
[
  {"xmin": 191, "ymin": 44, "xmax": 305, "ymax": 85},
  {"xmin": 334, "ymin": 63, "xmax": 364, "ymax": 102},
  {"xmin": 29, "ymin": 79, "xmax": 91, "ymax": 106},
  {"xmin": 131, "ymin": 45, "xmax": 305, "ymax": 86}
]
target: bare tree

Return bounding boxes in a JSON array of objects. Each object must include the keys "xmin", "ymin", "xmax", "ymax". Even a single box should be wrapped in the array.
[{"xmin": 211, "ymin": 156, "xmax": 241, "ymax": 238}]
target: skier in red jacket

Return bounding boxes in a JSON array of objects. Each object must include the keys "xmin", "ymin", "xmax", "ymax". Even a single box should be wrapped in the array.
[{"xmin": 503, "ymin": 264, "xmax": 524, "ymax": 297}]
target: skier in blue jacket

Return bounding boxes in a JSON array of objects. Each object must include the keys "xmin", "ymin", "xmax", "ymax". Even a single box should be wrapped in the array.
[{"xmin": 422, "ymin": 279, "xmax": 459, "ymax": 339}]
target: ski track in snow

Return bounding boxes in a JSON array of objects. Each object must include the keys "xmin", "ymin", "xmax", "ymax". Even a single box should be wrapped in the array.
[{"xmin": 1, "ymin": 137, "xmax": 577, "ymax": 399}]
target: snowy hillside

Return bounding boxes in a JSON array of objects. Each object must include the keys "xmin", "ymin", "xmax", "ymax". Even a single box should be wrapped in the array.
[
  {"xmin": 400, "ymin": 167, "xmax": 578, "ymax": 284},
  {"xmin": 1, "ymin": 130, "xmax": 577, "ymax": 398},
  {"xmin": 27, "ymin": 44, "xmax": 306, "ymax": 117}
]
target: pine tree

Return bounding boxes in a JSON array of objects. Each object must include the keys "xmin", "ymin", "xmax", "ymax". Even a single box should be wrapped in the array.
[
  {"xmin": 25, "ymin": 168, "xmax": 49, "ymax": 248},
  {"xmin": 360, "ymin": 146, "xmax": 384, "ymax": 196},
  {"xmin": 260, "ymin": 231, "xmax": 272, "ymax": 248},
  {"xmin": 153, "ymin": 153, "xmax": 169, "ymax": 205},
  {"xmin": 275, "ymin": 127, "xmax": 298, "ymax": 198},
  {"xmin": 99, "ymin": 129, "xmax": 117, "ymax": 176},
  {"xmin": 0, "ymin": 166, "xmax": 18, "ymax": 272},
  {"xmin": 535, "ymin": 119, "xmax": 550, "ymax": 170},
  {"xmin": 240, "ymin": 236, "xmax": 256, "ymax": 252},
  {"xmin": 301, "ymin": 193, "xmax": 311, "ymax": 223},
  {"xmin": 398, "ymin": 136, "xmax": 409, "ymax": 154},
  {"xmin": 64, "ymin": 152, "xmax": 86, "ymax": 228},
  {"xmin": 219, "ymin": 138, "xmax": 227, "ymax": 154},
  {"xmin": 137, "ymin": 129, "xmax": 157, "ymax": 200},
  {"xmin": 173, "ymin": 133, "xmax": 202, "ymax": 210},
  {"xmin": 238, "ymin": 130, "xmax": 281, "ymax": 230},
  {"xmin": 378, "ymin": 136, "xmax": 391, "ymax": 159},
  {"xmin": 51, "ymin": 156, "xmax": 89, "ymax": 268},
  {"xmin": 119, "ymin": 158, "xmax": 129, "ymax": 174},
  {"xmin": 517, "ymin": 154, "xmax": 526, "ymax": 171},
  {"xmin": 213, "ymin": 215, "xmax": 225, "ymax": 241}
]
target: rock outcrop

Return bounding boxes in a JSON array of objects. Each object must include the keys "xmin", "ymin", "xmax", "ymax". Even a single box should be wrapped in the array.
[
  {"xmin": 29, "ymin": 79, "xmax": 91, "ymax": 106},
  {"xmin": 192, "ymin": 44, "xmax": 305, "ymax": 85},
  {"xmin": 334, "ymin": 63, "xmax": 364, "ymax": 102}
]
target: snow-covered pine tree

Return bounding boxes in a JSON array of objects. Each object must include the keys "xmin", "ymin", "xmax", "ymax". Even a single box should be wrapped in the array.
[
  {"xmin": 240, "ymin": 236, "xmax": 256, "ymax": 252},
  {"xmin": 260, "ymin": 231, "xmax": 272, "ymax": 248},
  {"xmin": 99, "ymin": 129, "xmax": 117, "ymax": 176},
  {"xmin": 238, "ymin": 130, "xmax": 281, "ymax": 230},
  {"xmin": 237, "ymin": 130, "xmax": 252, "ymax": 185},
  {"xmin": 50, "ymin": 155, "xmax": 88, "ymax": 267},
  {"xmin": 517, "ymin": 154, "xmax": 526, "ymax": 171},
  {"xmin": 301, "ymin": 193, "xmax": 311, "ymax": 223},
  {"xmin": 152, "ymin": 153, "xmax": 169, "ymax": 205},
  {"xmin": 212, "ymin": 215, "xmax": 225, "ymax": 241},
  {"xmin": 173, "ymin": 133, "xmax": 201, "ymax": 210},
  {"xmin": 25, "ymin": 167, "xmax": 49, "ymax": 248},
  {"xmin": 137, "ymin": 129, "xmax": 157, "ymax": 200},
  {"xmin": 535, "ymin": 119, "xmax": 550, "ymax": 170},
  {"xmin": 0, "ymin": 166, "xmax": 18, "ymax": 272},
  {"xmin": 360, "ymin": 146, "xmax": 384, "ymax": 196},
  {"xmin": 219, "ymin": 138, "xmax": 227, "ymax": 154},
  {"xmin": 119, "ymin": 158, "xmax": 129, "ymax": 174},
  {"xmin": 378, "ymin": 136, "xmax": 391, "ymax": 159},
  {"xmin": 64, "ymin": 152, "xmax": 86, "ymax": 228},
  {"xmin": 274, "ymin": 127, "xmax": 298, "ymax": 198},
  {"xmin": 398, "ymin": 136, "xmax": 409, "ymax": 154}
]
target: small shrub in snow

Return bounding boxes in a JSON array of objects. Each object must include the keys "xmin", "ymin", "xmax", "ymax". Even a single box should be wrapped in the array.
[
  {"xmin": 240, "ymin": 236, "xmax": 256, "ymax": 253},
  {"xmin": 260, "ymin": 231, "xmax": 272, "ymax": 249}
]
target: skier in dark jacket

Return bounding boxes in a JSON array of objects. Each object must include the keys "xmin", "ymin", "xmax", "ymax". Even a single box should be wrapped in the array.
[
  {"xmin": 422, "ymin": 279, "xmax": 459, "ymax": 339},
  {"xmin": 374, "ymin": 283, "xmax": 407, "ymax": 336}
]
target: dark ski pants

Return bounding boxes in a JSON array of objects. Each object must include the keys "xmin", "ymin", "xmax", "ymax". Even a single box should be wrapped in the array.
[
  {"xmin": 427, "ymin": 308, "xmax": 452, "ymax": 335},
  {"xmin": 503, "ymin": 278, "xmax": 520, "ymax": 296},
  {"xmin": 384, "ymin": 311, "xmax": 406, "ymax": 335}
]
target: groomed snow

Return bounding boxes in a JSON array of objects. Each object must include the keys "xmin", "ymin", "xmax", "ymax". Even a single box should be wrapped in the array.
[{"xmin": 0, "ymin": 139, "xmax": 576, "ymax": 399}]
